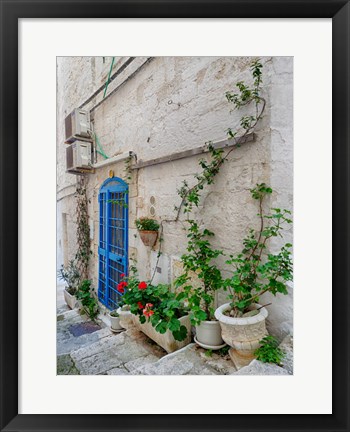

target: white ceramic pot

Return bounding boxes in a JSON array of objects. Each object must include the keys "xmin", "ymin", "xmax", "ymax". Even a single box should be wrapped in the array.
[
  {"xmin": 63, "ymin": 289, "xmax": 77, "ymax": 309},
  {"xmin": 109, "ymin": 314, "xmax": 123, "ymax": 332},
  {"xmin": 133, "ymin": 314, "xmax": 192, "ymax": 353},
  {"xmin": 117, "ymin": 306, "xmax": 134, "ymax": 329},
  {"xmin": 215, "ymin": 303, "xmax": 268, "ymax": 353},
  {"xmin": 195, "ymin": 320, "xmax": 225, "ymax": 349}
]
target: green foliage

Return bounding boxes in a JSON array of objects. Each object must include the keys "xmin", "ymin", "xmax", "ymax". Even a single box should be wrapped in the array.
[
  {"xmin": 124, "ymin": 154, "xmax": 133, "ymax": 183},
  {"xmin": 57, "ymin": 260, "xmax": 81, "ymax": 295},
  {"xmin": 176, "ymin": 143, "xmax": 226, "ymax": 215},
  {"xmin": 135, "ymin": 217, "xmax": 160, "ymax": 232},
  {"xmin": 218, "ymin": 345, "xmax": 230, "ymax": 356},
  {"xmin": 120, "ymin": 271, "xmax": 189, "ymax": 341},
  {"xmin": 175, "ymin": 220, "xmax": 223, "ymax": 324},
  {"xmin": 76, "ymin": 279, "xmax": 99, "ymax": 321},
  {"xmin": 110, "ymin": 310, "xmax": 119, "ymax": 318},
  {"xmin": 225, "ymin": 60, "xmax": 263, "ymax": 108},
  {"xmin": 224, "ymin": 184, "xmax": 293, "ymax": 315},
  {"xmin": 254, "ymin": 336, "xmax": 285, "ymax": 365}
]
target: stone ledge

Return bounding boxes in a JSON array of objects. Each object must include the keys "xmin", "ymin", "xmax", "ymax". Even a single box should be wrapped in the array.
[{"xmin": 231, "ymin": 359, "xmax": 289, "ymax": 375}]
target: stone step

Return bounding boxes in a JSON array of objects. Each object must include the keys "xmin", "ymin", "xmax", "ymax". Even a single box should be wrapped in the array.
[
  {"xmin": 57, "ymin": 327, "xmax": 114, "ymax": 356},
  {"xmin": 69, "ymin": 327, "xmax": 165, "ymax": 375},
  {"xmin": 133, "ymin": 343, "xmax": 237, "ymax": 375}
]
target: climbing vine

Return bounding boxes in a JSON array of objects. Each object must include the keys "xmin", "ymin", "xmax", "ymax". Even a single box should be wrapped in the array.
[
  {"xmin": 75, "ymin": 176, "xmax": 91, "ymax": 280},
  {"xmin": 124, "ymin": 154, "xmax": 133, "ymax": 183},
  {"xmin": 174, "ymin": 59, "xmax": 265, "ymax": 219},
  {"xmin": 150, "ymin": 59, "xmax": 266, "ymax": 283}
]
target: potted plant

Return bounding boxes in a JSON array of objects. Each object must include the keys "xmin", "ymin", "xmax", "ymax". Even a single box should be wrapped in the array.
[
  {"xmin": 118, "ymin": 272, "xmax": 191, "ymax": 353},
  {"xmin": 108, "ymin": 310, "xmax": 123, "ymax": 332},
  {"xmin": 175, "ymin": 220, "xmax": 225, "ymax": 350},
  {"xmin": 135, "ymin": 217, "xmax": 160, "ymax": 248},
  {"xmin": 57, "ymin": 260, "xmax": 81, "ymax": 309},
  {"xmin": 215, "ymin": 184, "xmax": 293, "ymax": 367}
]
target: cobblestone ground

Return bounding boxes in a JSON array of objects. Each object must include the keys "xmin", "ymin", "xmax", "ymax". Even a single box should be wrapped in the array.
[{"xmin": 57, "ymin": 285, "xmax": 292, "ymax": 375}]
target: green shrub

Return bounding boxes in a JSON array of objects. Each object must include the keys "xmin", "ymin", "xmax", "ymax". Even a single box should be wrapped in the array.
[
  {"xmin": 254, "ymin": 335, "xmax": 285, "ymax": 365},
  {"xmin": 76, "ymin": 279, "xmax": 99, "ymax": 321},
  {"xmin": 135, "ymin": 217, "xmax": 160, "ymax": 231}
]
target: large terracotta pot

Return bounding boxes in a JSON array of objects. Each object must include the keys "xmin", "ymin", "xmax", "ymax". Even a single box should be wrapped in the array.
[
  {"xmin": 139, "ymin": 230, "xmax": 158, "ymax": 247},
  {"xmin": 215, "ymin": 303, "xmax": 268, "ymax": 368},
  {"xmin": 133, "ymin": 314, "xmax": 191, "ymax": 353}
]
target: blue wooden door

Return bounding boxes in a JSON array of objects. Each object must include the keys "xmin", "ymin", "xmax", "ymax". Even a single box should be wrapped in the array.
[{"xmin": 98, "ymin": 177, "xmax": 128, "ymax": 310}]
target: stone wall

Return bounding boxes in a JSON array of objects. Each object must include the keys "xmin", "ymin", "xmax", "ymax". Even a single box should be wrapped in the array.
[{"xmin": 57, "ymin": 56, "xmax": 293, "ymax": 339}]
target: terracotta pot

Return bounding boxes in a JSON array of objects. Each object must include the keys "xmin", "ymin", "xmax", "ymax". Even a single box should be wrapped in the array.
[
  {"xmin": 133, "ymin": 314, "xmax": 191, "ymax": 353},
  {"xmin": 139, "ymin": 230, "xmax": 158, "ymax": 247},
  {"xmin": 63, "ymin": 289, "xmax": 77, "ymax": 309},
  {"xmin": 195, "ymin": 320, "xmax": 225, "ymax": 349}
]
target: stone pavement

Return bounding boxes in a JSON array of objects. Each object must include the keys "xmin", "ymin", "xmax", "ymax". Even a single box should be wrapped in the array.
[
  {"xmin": 57, "ymin": 284, "xmax": 292, "ymax": 376},
  {"xmin": 57, "ymin": 306, "xmax": 237, "ymax": 375}
]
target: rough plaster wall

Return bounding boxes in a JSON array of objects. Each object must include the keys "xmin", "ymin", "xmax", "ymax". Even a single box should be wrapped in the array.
[
  {"xmin": 261, "ymin": 57, "xmax": 294, "ymax": 339},
  {"xmin": 57, "ymin": 56, "xmax": 293, "ymax": 338}
]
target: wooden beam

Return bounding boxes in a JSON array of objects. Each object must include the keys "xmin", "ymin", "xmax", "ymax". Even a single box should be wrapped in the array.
[{"xmin": 131, "ymin": 133, "xmax": 254, "ymax": 170}]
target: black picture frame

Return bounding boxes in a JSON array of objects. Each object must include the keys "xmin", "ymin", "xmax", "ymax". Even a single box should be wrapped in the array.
[{"xmin": 0, "ymin": 1, "xmax": 349, "ymax": 431}]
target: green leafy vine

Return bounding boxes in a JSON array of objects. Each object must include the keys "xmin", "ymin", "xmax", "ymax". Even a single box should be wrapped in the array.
[
  {"xmin": 75, "ymin": 177, "xmax": 92, "ymax": 280},
  {"xmin": 150, "ymin": 59, "xmax": 266, "ymax": 283}
]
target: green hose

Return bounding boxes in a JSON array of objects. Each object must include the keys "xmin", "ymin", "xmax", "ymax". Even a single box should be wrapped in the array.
[
  {"xmin": 103, "ymin": 56, "xmax": 115, "ymax": 98},
  {"xmin": 94, "ymin": 133, "xmax": 109, "ymax": 159}
]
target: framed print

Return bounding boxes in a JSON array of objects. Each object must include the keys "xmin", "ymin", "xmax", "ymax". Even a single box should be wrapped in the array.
[{"xmin": 0, "ymin": 1, "xmax": 349, "ymax": 431}]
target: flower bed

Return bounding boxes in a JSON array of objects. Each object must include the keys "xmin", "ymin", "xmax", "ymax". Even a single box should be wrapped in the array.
[{"xmin": 117, "ymin": 268, "xmax": 191, "ymax": 351}]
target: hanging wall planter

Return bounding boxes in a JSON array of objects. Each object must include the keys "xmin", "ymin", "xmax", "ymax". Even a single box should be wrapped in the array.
[
  {"xmin": 135, "ymin": 217, "xmax": 160, "ymax": 248},
  {"xmin": 139, "ymin": 230, "xmax": 158, "ymax": 247}
]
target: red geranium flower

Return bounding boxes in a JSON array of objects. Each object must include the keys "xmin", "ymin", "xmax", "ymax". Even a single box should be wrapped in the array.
[
  {"xmin": 138, "ymin": 281, "xmax": 147, "ymax": 290},
  {"xmin": 137, "ymin": 302, "xmax": 144, "ymax": 309},
  {"xmin": 143, "ymin": 309, "xmax": 154, "ymax": 317},
  {"xmin": 117, "ymin": 283, "xmax": 125, "ymax": 294},
  {"xmin": 120, "ymin": 273, "xmax": 125, "ymax": 278},
  {"xmin": 143, "ymin": 303, "xmax": 154, "ymax": 317}
]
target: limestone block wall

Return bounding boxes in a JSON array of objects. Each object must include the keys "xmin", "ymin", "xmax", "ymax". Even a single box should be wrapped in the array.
[{"xmin": 57, "ymin": 56, "xmax": 293, "ymax": 339}]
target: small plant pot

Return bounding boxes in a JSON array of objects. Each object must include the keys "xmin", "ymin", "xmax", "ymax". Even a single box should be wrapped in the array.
[
  {"xmin": 133, "ymin": 314, "xmax": 192, "ymax": 353},
  {"xmin": 194, "ymin": 320, "xmax": 226, "ymax": 350},
  {"xmin": 116, "ymin": 306, "xmax": 134, "ymax": 329},
  {"xmin": 139, "ymin": 230, "xmax": 158, "ymax": 247},
  {"xmin": 215, "ymin": 303, "xmax": 268, "ymax": 369},
  {"xmin": 109, "ymin": 314, "xmax": 123, "ymax": 333},
  {"xmin": 63, "ymin": 289, "xmax": 77, "ymax": 310}
]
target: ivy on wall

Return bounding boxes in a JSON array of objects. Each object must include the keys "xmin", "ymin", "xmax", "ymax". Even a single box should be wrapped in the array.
[{"xmin": 75, "ymin": 176, "xmax": 91, "ymax": 280}]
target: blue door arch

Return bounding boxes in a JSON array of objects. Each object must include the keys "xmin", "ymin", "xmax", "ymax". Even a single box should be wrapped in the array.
[{"xmin": 98, "ymin": 177, "xmax": 128, "ymax": 310}]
